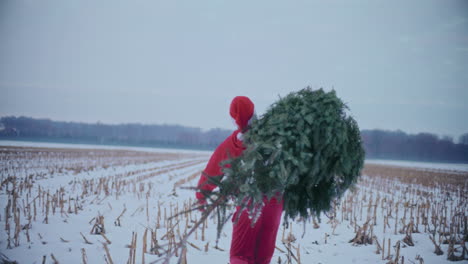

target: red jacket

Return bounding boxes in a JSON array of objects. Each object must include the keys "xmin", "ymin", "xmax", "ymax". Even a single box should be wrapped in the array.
[{"xmin": 196, "ymin": 130, "xmax": 246, "ymax": 201}]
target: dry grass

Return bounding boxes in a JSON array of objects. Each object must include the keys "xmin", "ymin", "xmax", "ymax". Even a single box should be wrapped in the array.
[
  {"xmin": 1, "ymin": 146, "xmax": 467, "ymax": 263},
  {"xmin": 363, "ymin": 163, "xmax": 468, "ymax": 188}
]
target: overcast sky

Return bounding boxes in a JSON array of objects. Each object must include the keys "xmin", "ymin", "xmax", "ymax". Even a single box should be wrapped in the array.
[{"xmin": 1, "ymin": 0, "xmax": 467, "ymax": 139}]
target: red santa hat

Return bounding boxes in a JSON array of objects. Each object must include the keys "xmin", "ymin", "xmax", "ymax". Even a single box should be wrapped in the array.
[{"xmin": 230, "ymin": 96, "xmax": 255, "ymax": 131}]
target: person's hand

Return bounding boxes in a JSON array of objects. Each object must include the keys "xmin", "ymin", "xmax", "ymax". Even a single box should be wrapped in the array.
[{"xmin": 197, "ymin": 199, "xmax": 207, "ymax": 212}]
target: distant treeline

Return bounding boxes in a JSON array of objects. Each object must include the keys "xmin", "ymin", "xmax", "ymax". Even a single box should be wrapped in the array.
[
  {"xmin": 1, "ymin": 116, "xmax": 467, "ymax": 163},
  {"xmin": 0, "ymin": 116, "xmax": 230, "ymax": 150},
  {"xmin": 361, "ymin": 130, "xmax": 468, "ymax": 163}
]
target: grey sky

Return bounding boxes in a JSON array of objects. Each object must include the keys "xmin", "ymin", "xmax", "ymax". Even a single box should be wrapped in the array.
[{"xmin": 1, "ymin": 0, "xmax": 467, "ymax": 139}]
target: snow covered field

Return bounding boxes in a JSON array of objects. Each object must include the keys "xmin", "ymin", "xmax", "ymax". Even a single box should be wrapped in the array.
[
  {"xmin": 0, "ymin": 141, "xmax": 467, "ymax": 264},
  {"xmin": 366, "ymin": 159, "xmax": 468, "ymax": 173}
]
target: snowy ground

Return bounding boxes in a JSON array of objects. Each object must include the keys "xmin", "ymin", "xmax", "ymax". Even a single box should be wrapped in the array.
[
  {"xmin": 0, "ymin": 141, "xmax": 467, "ymax": 264},
  {"xmin": 366, "ymin": 159, "xmax": 468, "ymax": 173},
  {"xmin": 0, "ymin": 140, "xmax": 211, "ymax": 155}
]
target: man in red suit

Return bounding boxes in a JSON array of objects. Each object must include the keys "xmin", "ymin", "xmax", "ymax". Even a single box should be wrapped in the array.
[{"xmin": 196, "ymin": 96, "xmax": 283, "ymax": 264}]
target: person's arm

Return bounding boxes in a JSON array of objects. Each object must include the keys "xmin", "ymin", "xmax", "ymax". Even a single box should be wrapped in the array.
[{"xmin": 196, "ymin": 146, "xmax": 226, "ymax": 203}]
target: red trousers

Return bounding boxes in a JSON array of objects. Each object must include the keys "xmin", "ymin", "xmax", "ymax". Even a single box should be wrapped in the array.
[{"xmin": 230, "ymin": 197, "xmax": 283, "ymax": 264}]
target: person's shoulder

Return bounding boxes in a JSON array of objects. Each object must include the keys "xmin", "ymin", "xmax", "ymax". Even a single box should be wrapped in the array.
[
  {"xmin": 215, "ymin": 131, "xmax": 237, "ymax": 149},
  {"xmin": 206, "ymin": 132, "xmax": 235, "ymax": 164}
]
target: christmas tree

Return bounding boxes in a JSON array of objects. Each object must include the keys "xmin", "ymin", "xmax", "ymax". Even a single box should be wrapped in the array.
[{"xmin": 217, "ymin": 87, "xmax": 365, "ymax": 222}]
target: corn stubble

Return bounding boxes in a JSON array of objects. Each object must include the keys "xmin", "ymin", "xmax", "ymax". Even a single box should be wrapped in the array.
[{"xmin": 1, "ymin": 147, "xmax": 467, "ymax": 263}]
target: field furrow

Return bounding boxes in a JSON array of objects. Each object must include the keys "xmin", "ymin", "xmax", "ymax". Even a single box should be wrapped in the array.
[{"xmin": 0, "ymin": 145, "xmax": 467, "ymax": 264}]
